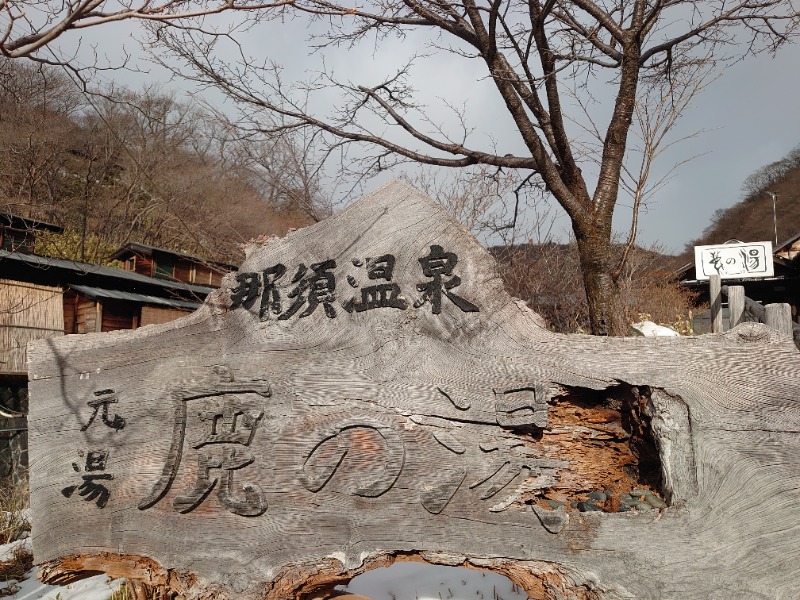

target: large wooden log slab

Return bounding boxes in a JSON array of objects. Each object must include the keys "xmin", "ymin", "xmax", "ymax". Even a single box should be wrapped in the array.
[{"xmin": 28, "ymin": 180, "xmax": 800, "ymax": 599}]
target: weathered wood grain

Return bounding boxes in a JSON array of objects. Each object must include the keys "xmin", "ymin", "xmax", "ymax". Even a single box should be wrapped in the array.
[
  {"xmin": 709, "ymin": 274, "xmax": 722, "ymax": 334},
  {"xmin": 727, "ymin": 285, "xmax": 745, "ymax": 330},
  {"xmin": 27, "ymin": 180, "xmax": 800, "ymax": 600},
  {"xmin": 765, "ymin": 303, "xmax": 793, "ymax": 338}
]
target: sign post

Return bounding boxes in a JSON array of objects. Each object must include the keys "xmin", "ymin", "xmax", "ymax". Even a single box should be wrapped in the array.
[{"xmin": 694, "ymin": 241, "xmax": 775, "ymax": 333}]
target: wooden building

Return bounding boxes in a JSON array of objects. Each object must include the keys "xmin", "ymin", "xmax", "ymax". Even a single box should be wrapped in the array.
[
  {"xmin": 1, "ymin": 214, "xmax": 68, "ymax": 381},
  {"xmin": 0, "ymin": 213, "xmax": 63, "ymax": 254},
  {"xmin": 775, "ymin": 232, "xmax": 800, "ymax": 261},
  {"xmin": 1, "ymin": 213, "xmax": 236, "ymax": 371},
  {"xmin": 1, "ymin": 249, "xmax": 224, "ymax": 373},
  {"xmin": 1, "ymin": 220, "xmax": 237, "ymax": 483},
  {"xmin": 112, "ymin": 242, "xmax": 234, "ymax": 287}
]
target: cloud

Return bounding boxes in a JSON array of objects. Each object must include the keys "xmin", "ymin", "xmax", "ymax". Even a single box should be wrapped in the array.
[{"xmin": 55, "ymin": 13, "xmax": 800, "ymax": 253}]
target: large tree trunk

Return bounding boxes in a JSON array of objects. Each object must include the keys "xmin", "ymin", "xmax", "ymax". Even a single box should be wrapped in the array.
[
  {"xmin": 569, "ymin": 40, "xmax": 640, "ymax": 338},
  {"xmin": 26, "ymin": 180, "xmax": 800, "ymax": 600},
  {"xmin": 574, "ymin": 220, "xmax": 625, "ymax": 336}
]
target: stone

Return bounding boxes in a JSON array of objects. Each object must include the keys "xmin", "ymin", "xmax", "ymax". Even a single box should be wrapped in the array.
[{"xmin": 645, "ymin": 495, "xmax": 667, "ymax": 509}]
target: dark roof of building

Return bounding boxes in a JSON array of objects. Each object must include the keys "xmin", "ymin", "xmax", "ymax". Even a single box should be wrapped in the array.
[
  {"xmin": 111, "ymin": 242, "xmax": 237, "ymax": 270},
  {"xmin": 0, "ymin": 213, "xmax": 64, "ymax": 234},
  {"xmin": 775, "ymin": 232, "xmax": 800, "ymax": 254},
  {"xmin": 69, "ymin": 284, "xmax": 202, "ymax": 311},
  {"xmin": 0, "ymin": 250, "xmax": 216, "ymax": 302}
]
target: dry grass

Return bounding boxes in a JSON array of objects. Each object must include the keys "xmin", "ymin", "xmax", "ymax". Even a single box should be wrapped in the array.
[
  {"xmin": 110, "ymin": 582, "xmax": 179, "ymax": 600},
  {"xmin": 493, "ymin": 243, "xmax": 697, "ymax": 334},
  {"xmin": 0, "ymin": 546, "xmax": 33, "ymax": 597},
  {"xmin": 110, "ymin": 583, "xmax": 133, "ymax": 600},
  {"xmin": 0, "ymin": 479, "xmax": 30, "ymax": 546},
  {"xmin": 0, "ymin": 478, "xmax": 32, "ymax": 598}
]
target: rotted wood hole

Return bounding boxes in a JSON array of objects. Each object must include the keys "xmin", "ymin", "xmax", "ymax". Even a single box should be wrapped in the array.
[
  {"xmin": 261, "ymin": 552, "xmax": 606, "ymax": 600},
  {"xmin": 104, "ymin": 558, "xmax": 604, "ymax": 600},
  {"xmin": 531, "ymin": 384, "xmax": 666, "ymax": 514},
  {"xmin": 325, "ymin": 557, "xmax": 600, "ymax": 600}
]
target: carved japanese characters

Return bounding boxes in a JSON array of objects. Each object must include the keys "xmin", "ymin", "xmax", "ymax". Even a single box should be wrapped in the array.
[
  {"xmin": 138, "ymin": 370, "xmax": 271, "ymax": 516},
  {"xmin": 229, "ymin": 246, "xmax": 479, "ymax": 321}
]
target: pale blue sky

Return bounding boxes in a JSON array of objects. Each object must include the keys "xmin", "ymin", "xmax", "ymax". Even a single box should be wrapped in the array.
[{"xmin": 53, "ymin": 14, "xmax": 800, "ymax": 255}]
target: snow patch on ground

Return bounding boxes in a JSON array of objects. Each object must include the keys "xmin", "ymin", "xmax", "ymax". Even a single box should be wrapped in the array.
[
  {"xmin": 1, "ymin": 539, "xmax": 121, "ymax": 600},
  {"xmin": 630, "ymin": 320, "xmax": 681, "ymax": 337},
  {"xmin": 0, "ymin": 538, "xmax": 29, "ymax": 563}
]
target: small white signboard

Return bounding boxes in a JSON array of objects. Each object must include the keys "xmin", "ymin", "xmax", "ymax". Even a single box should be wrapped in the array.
[{"xmin": 694, "ymin": 241, "xmax": 774, "ymax": 281}]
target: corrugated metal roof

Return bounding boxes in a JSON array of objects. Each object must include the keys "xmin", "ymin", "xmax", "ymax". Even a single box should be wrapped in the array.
[
  {"xmin": 0, "ymin": 250, "xmax": 217, "ymax": 296},
  {"xmin": 112, "ymin": 242, "xmax": 238, "ymax": 269},
  {"xmin": 69, "ymin": 284, "xmax": 201, "ymax": 310}
]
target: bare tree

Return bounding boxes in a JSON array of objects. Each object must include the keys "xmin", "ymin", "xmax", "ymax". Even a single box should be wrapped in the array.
[
  {"xmin": 4, "ymin": 0, "xmax": 797, "ymax": 333},
  {"xmin": 741, "ymin": 143, "xmax": 800, "ymax": 198},
  {"xmin": 0, "ymin": 0, "xmax": 297, "ymax": 60},
  {"xmin": 149, "ymin": 0, "xmax": 799, "ymax": 334},
  {"xmin": 225, "ymin": 126, "xmax": 333, "ymax": 223},
  {"xmin": 0, "ymin": 58, "xmax": 80, "ymax": 219},
  {"xmin": 404, "ymin": 165, "xmax": 556, "ymax": 244}
]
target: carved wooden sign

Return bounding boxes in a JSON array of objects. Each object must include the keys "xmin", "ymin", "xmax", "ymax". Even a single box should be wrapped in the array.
[{"xmin": 28, "ymin": 181, "xmax": 800, "ymax": 599}]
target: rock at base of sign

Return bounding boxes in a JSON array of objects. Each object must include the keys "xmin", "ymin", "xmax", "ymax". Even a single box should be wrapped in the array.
[
  {"xmin": 588, "ymin": 491, "xmax": 607, "ymax": 502},
  {"xmin": 645, "ymin": 494, "xmax": 667, "ymax": 509}
]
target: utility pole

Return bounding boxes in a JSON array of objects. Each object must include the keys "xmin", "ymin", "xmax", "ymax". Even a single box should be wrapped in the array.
[{"xmin": 767, "ymin": 191, "xmax": 778, "ymax": 245}]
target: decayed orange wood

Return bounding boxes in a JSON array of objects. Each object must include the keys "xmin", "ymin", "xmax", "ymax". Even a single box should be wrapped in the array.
[
  {"xmin": 38, "ymin": 553, "xmax": 194, "ymax": 593},
  {"xmin": 535, "ymin": 388, "xmax": 662, "ymax": 508}
]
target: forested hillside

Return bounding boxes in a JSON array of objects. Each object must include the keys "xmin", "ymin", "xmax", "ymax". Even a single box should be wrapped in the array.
[
  {"xmin": 685, "ymin": 144, "xmax": 800, "ymax": 256},
  {"xmin": 0, "ymin": 60, "xmax": 325, "ymax": 265},
  {"xmin": 0, "ymin": 59, "xmax": 712, "ymax": 334}
]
